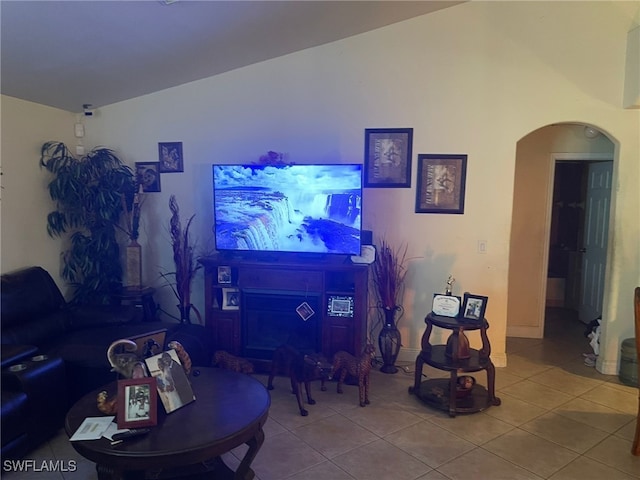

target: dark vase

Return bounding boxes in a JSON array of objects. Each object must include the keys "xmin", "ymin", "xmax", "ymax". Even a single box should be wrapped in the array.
[
  {"xmin": 379, "ymin": 305, "xmax": 402, "ymax": 374},
  {"xmin": 178, "ymin": 303, "xmax": 192, "ymax": 325}
]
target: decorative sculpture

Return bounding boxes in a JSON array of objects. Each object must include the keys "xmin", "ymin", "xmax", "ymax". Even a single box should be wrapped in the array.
[
  {"xmin": 331, "ymin": 344, "xmax": 375, "ymax": 407},
  {"xmin": 213, "ymin": 350, "xmax": 254, "ymax": 374}
]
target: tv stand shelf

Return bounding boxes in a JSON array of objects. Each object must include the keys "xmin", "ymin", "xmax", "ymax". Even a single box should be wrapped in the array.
[{"xmin": 200, "ymin": 255, "xmax": 369, "ymax": 362}]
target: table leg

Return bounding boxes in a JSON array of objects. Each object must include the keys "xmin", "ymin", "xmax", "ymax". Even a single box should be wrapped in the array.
[
  {"xmin": 486, "ymin": 361, "xmax": 502, "ymax": 406},
  {"xmin": 448, "ymin": 372, "xmax": 458, "ymax": 417},
  {"xmin": 235, "ymin": 427, "xmax": 265, "ymax": 480},
  {"xmin": 409, "ymin": 354, "xmax": 425, "ymax": 395}
]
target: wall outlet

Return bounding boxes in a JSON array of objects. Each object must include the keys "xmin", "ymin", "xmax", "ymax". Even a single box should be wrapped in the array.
[{"xmin": 478, "ymin": 240, "xmax": 487, "ymax": 254}]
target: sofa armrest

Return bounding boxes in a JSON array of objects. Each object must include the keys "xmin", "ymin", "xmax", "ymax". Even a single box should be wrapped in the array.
[
  {"xmin": 67, "ymin": 305, "xmax": 138, "ymax": 330},
  {"xmin": 0, "ymin": 345, "xmax": 39, "ymax": 369}
]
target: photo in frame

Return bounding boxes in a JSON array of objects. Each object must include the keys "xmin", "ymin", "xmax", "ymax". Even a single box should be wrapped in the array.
[
  {"xmin": 461, "ymin": 293, "xmax": 488, "ymax": 322},
  {"xmin": 296, "ymin": 301, "xmax": 315, "ymax": 321},
  {"xmin": 364, "ymin": 128, "xmax": 413, "ymax": 188},
  {"xmin": 217, "ymin": 266, "xmax": 232, "ymax": 284},
  {"xmin": 222, "ymin": 288, "xmax": 240, "ymax": 310},
  {"xmin": 128, "ymin": 329, "xmax": 167, "ymax": 359},
  {"xmin": 158, "ymin": 142, "xmax": 184, "ymax": 173},
  {"xmin": 135, "ymin": 162, "xmax": 161, "ymax": 193},
  {"xmin": 145, "ymin": 350, "xmax": 195, "ymax": 414},
  {"xmin": 117, "ymin": 377, "xmax": 158, "ymax": 429},
  {"xmin": 415, "ymin": 154, "xmax": 467, "ymax": 214}
]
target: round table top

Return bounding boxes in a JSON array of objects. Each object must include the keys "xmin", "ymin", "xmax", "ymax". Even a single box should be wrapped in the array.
[
  {"xmin": 65, "ymin": 367, "xmax": 270, "ymax": 472},
  {"xmin": 426, "ymin": 312, "xmax": 488, "ymax": 330}
]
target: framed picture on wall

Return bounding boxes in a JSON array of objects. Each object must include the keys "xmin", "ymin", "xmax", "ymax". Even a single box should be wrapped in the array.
[
  {"xmin": 364, "ymin": 128, "xmax": 413, "ymax": 187},
  {"xmin": 158, "ymin": 142, "xmax": 184, "ymax": 173},
  {"xmin": 415, "ymin": 154, "xmax": 467, "ymax": 214},
  {"xmin": 135, "ymin": 162, "xmax": 161, "ymax": 193}
]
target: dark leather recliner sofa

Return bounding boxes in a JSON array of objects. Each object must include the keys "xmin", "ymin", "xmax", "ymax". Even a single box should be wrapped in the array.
[{"xmin": 1, "ymin": 266, "xmax": 213, "ymax": 460}]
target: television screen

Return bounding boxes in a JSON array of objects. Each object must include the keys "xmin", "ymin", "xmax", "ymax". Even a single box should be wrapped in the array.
[{"xmin": 213, "ymin": 164, "xmax": 362, "ymax": 256}]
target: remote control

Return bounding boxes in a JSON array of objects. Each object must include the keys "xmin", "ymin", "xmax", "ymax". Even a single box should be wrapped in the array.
[{"xmin": 112, "ymin": 428, "xmax": 151, "ymax": 442}]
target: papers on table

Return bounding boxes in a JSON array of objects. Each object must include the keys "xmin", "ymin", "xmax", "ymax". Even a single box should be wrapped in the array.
[
  {"xmin": 69, "ymin": 417, "xmax": 130, "ymax": 442},
  {"xmin": 69, "ymin": 417, "xmax": 114, "ymax": 441}
]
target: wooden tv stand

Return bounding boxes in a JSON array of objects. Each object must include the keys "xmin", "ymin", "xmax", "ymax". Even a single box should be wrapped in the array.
[{"xmin": 200, "ymin": 255, "xmax": 369, "ymax": 362}]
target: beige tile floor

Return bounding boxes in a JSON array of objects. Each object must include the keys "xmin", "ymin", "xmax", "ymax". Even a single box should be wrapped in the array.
[{"xmin": 5, "ymin": 308, "xmax": 640, "ymax": 479}]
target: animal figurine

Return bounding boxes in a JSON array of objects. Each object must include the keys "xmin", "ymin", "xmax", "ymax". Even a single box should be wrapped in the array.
[
  {"xmin": 107, "ymin": 339, "xmax": 145, "ymax": 379},
  {"xmin": 331, "ymin": 343, "xmax": 375, "ymax": 407},
  {"xmin": 268, "ymin": 345, "xmax": 331, "ymax": 416},
  {"xmin": 213, "ymin": 350, "xmax": 254, "ymax": 374},
  {"xmin": 96, "ymin": 390, "xmax": 117, "ymax": 415},
  {"xmin": 168, "ymin": 340, "xmax": 192, "ymax": 376}
]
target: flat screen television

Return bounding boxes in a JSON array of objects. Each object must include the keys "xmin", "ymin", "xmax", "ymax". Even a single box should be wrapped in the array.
[{"xmin": 213, "ymin": 164, "xmax": 362, "ymax": 256}]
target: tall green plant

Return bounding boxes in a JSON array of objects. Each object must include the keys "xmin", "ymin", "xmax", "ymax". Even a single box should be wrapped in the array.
[{"xmin": 40, "ymin": 141, "xmax": 135, "ymax": 304}]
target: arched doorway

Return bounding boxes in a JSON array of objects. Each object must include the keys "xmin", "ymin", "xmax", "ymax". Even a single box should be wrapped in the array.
[{"xmin": 506, "ymin": 123, "xmax": 615, "ymax": 345}]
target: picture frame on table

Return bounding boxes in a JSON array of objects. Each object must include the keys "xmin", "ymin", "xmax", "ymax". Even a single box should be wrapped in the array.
[
  {"xmin": 415, "ymin": 154, "xmax": 467, "ymax": 214},
  {"xmin": 222, "ymin": 288, "xmax": 240, "ymax": 310},
  {"xmin": 364, "ymin": 128, "xmax": 413, "ymax": 188},
  {"xmin": 461, "ymin": 293, "xmax": 488, "ymax": 322},
  {"xmin": 117, "ymin": 377, "xmax": 158, "ymax": 429},
  {"xmin": 135, "ymin": 162, "xmax": 161, "ymax": 193},
  {"xmin": 158, "ymin": 142, "xmax": 184, "ymax": 173},
  {"xmin": 145, "ymin": 350, "xmax": 195, "ymax": 414}
]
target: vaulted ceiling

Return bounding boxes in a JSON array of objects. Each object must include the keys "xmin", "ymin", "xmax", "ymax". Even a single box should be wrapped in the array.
[{"xmin": 1, "ymin": 1, "xmax": 464, "ymax": 112}]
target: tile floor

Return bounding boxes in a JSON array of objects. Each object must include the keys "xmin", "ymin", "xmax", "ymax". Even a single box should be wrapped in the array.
[{"xmin": 5, "ymin": 307, "xmax": 639, "ymax": 479}]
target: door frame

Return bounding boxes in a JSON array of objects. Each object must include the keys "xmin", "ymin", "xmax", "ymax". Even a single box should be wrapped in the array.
[{"xmin": 540, "ymin": 152, "xmax": 613, "ymax": 335}]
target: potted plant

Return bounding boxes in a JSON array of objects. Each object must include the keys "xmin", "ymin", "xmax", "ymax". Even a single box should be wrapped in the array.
[
  {"xmin": 371, "ymin": 237, "xmax": 409, "ymax": 373},
  {"xmin": 39, "ymin": 141, "xmax": 136, "ymax": 304},
  {"xmin": 160, "ymin": 195, "xmax": 202, "ymax": 324}
]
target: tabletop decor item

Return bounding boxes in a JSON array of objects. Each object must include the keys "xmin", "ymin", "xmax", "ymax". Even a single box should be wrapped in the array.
[
  {"xmin": 371, "ymin": 237, "xmax": 409, "ymax": 373},
  {"xmin": 117, "ymin": 377, "xmax": 158, "ymax": 429},
  {"xmin": 461, "ymin": 293, "xmax": 488, "ymax": 322},
  {"xmin": 145, "ymin": 350, "xmax": 195, "ymax": 414}
]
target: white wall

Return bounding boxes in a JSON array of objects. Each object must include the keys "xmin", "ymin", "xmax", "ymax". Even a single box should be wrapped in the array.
[
  {"xmin": 0, "ymin": 96, "xmax": 76, "ymax": 296},
  {"xmin": 2, "ymin": 2, "xmax": 639, "ymax": 369}
]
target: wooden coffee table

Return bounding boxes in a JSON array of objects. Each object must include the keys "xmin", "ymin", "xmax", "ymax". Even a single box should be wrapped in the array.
[{"xmin": 65, "ymin": 368, "xmax": 270, "ymax": 480}]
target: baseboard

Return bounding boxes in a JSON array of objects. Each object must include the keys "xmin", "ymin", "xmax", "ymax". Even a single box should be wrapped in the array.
[
  {"xmin": 506, "ymin": 326, "xmax": 543, "ymax": 338},
  {"xmin": 597, "ymin": 357, "xmax": 618, "ymax": 375}
]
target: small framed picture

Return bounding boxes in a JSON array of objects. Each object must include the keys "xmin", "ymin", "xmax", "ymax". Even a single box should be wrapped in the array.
[
  {"xmin": 327, "ymin": 295, "xmax": 354, "ymax": 317},
  {"xmin": 135, "ymin": 162, "xmax": 161, "ymax": 193},
  {"xmin": 217, "ymin": 266, "xmax": 232, "ymax": 284},
  {"xmin": 415, "ymin": 154, "xmax": 467, "ymax": 214},
  {"xmin": 158, "ymin": 142, "xmax": 184, "ymax": 173},
  {"xmin": 296, "ymin": 301, "xmax": 315, "ymax": 321},
  {"xmin": 117, "ymin": 377, "xmax": 158, "ymax": 429},
  {"xmin": 145, "ymin": 350, "xmax": 195, "ymax": 414},
  {"xmin": 222, "ymin": 288, "xmax": 240, "ymax": 310},
  {"xmin": 461, "ymin": 293, "xmax": 488, "ymax": 322},
  {"xmin": 364, "ymin": 128, "xmax": 413, "ymax": 188}
]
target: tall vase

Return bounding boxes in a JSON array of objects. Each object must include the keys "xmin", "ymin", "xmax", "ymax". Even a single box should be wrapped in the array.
[
  {"xmin": 125, "ymin": 239, "xmax": 142, "ymax": 289},
  {"xmin": 379, "ymin": 306, "xmax": 402, "ymax": 374}
]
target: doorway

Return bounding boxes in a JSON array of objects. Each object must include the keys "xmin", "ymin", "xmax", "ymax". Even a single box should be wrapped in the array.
[{"xmin": 546, "ymin": 154, "xmax": 613, "ymax": 331}]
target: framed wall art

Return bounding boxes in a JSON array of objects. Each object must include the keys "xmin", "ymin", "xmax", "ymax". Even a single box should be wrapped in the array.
[
  {"xmin": 117, "ymin": 377, "xmax": 158, "ymax": 429},
  {"xmin": 158, "ymin": 142, "xmax": 184, "ymax": 173},
  {"xmin": 415, "ymin": 154, "xmax": 467, "ymax": 214},
  {"xmin": 135, "ymin": 162, "xmax": 161, "ymax": 193},
  {"xmin": 364, "ymin": 128, "xmax": 413, "ymax": 188},
  {"xmin": 461, "ymin": 293, "xmax": 488, "ymax": 322}
]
